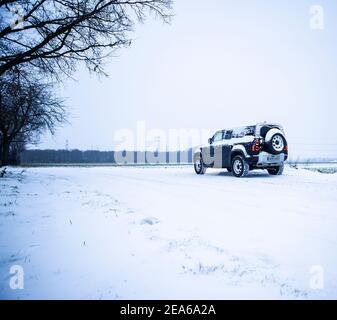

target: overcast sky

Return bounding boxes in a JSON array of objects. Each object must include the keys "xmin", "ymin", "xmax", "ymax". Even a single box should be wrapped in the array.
[{"xmin": 39, "ymin": 0, "xmax": 337, "ymax": 158}]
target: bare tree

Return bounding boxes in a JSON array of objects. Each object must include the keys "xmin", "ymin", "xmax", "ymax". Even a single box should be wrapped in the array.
[
  {"xmin": 0, "ymin": 0, "xmax": 172, "ymax": 78},
  {"xmin": 0, "ymin": 68, "xmax": 66, "ymax": 166},
  {"xmin": 0, "ymin": 0, "xmax": 171, "ymax": 166}
]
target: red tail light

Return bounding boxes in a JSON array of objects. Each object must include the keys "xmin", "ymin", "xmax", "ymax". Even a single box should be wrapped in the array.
[
  {"xmin": 252, "ymin": 139, "xmax": 261, "ymax": 152},
  {"xmin": 284, "ymin": 145, "xmax": 288, "ymax": 151}
]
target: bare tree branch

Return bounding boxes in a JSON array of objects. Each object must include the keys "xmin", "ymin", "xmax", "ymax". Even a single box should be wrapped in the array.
[{"xmin": 0, "ymin": 0, "xmax": 172, "ymax": 78}]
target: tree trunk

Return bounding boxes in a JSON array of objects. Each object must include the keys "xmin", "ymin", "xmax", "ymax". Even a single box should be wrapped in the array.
[{"xmin": 0, "ymin": 139, "xmax": 10, "ymax": 167}]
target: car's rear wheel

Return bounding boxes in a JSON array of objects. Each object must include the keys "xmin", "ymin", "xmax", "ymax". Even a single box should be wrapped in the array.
[
  {"xmin": 267, "ymin": 164, "xmax": 284, "ymax": 176},
  {"xmin": 231, "ymin": 155, "xmax": 249, "ymax": 177},
  {"xmin": 194, "ymin": 156, "xmax": 206, "ymax": 175}
]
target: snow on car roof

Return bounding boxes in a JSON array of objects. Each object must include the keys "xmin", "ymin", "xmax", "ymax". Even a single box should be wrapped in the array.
[{"xmin": 221, "ymin": 123, "xmax": 282, "ymax": 132}]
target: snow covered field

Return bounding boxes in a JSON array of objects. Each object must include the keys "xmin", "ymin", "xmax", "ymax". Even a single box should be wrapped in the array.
[{"xmin": 1, "ymin": 166, "xmax": 337, "ymax": 299}]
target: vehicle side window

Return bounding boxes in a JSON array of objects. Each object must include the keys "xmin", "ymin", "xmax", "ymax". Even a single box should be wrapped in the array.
[
  {"xmin": 232, "ymin": 129, "xmax": 243, "ymax": 139},
  {"xmin": 232, "ymin": 126, "xmax": 255, "ymax": 138},
  {"xmin": 245, "ymin": 126, "xmax": 255, "ymax": 136},
  {"xmin": 224, "ymin": 130, "xmax": 232, "ymax": 140},
  {"xmin": 213, "ymin": 131, "xmax": 223, "ymax": 143}
]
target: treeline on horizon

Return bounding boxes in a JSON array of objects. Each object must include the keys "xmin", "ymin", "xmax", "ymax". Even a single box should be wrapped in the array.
[
  {"xmin": 20, "ymin": 149, "xmax": 337, "ymax": 165},
  {"xmin": 21, "ymin": 149, "xmax": 194, "ymax": 164}
]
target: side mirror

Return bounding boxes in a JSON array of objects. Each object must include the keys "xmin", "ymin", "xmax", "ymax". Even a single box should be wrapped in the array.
[{"xmin": 208, "ymin": 138, "xmax": 212, "ymax": 144}]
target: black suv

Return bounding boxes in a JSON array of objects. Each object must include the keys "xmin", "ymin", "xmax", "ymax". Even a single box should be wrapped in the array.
[{"xmin": 193, "ymin": 123, "xmax": 288, "ymax": 177}]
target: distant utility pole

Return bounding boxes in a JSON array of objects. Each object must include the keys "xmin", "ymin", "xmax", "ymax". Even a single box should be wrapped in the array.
[{"xmin": 65, "ymin": 139, "xmax": 69, "ymax": 151}]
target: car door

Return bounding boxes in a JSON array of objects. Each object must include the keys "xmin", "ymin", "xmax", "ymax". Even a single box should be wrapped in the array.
[
  {"xmin": 212, "ymin": 131, "xmax": 225, "ymax": 168},
  {"xmin": 202, "ymin": 131, "xmax": 222, "ymax": 167},
  {"xmin": 222, "ymin": 130, "xmax": 233, "ymax": 168},
  {"xmin": 214, "ymin": 130, "xmax": 234, "ymax": 168}
]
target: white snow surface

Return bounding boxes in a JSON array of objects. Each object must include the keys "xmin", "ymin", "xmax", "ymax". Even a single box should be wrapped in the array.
[{"xmin": 1, "ymin": 166, "xmax": 337, "ymax": 299}]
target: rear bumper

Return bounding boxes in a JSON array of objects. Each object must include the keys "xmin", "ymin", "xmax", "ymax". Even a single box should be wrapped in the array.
[{"xmin": 247, "ymin": 151, "xmax": 286, "ymax": 167}]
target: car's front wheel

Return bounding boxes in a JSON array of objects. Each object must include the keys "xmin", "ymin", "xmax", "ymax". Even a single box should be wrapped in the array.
[
  {"xmin": 194, "ymin": 156, "xmax": 206, "ymax": 175},
  {"xmin": 231, "ymin": 155, "xmax": 249, "ymax": 177},
  {"xmin": 267, "ymin": 164, "xmax": 284, "ymax": 176}
]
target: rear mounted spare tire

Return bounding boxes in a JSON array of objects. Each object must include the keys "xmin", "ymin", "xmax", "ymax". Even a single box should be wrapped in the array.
[{"xmin": 264, "ymin": 129, "xmax": 286, "ymax": 155}]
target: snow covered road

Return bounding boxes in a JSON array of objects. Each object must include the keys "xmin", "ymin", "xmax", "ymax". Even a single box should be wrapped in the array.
[{"xmin": 1, "ymin": 166, "xmax": 337, "ymax": 299}]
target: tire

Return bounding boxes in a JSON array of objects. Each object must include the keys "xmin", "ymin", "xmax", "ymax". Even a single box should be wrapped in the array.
[
  {"xmin": 265, "ymin": 133, "xmax": 286, "ymax": 155},
  {"xmin": 267, "ymin": 164, "xmax": 284, "ymax": 176},
  {"xmin": 231, "ymin": 155, "xmax": 249, "ymax": 178},
  {"xmin": 194, "ymin": 156, "xmax": 206, "ymax": 175},
  {"xmin": 227, "ymin": 167, "xmax": 232, "ymax": 173}
]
